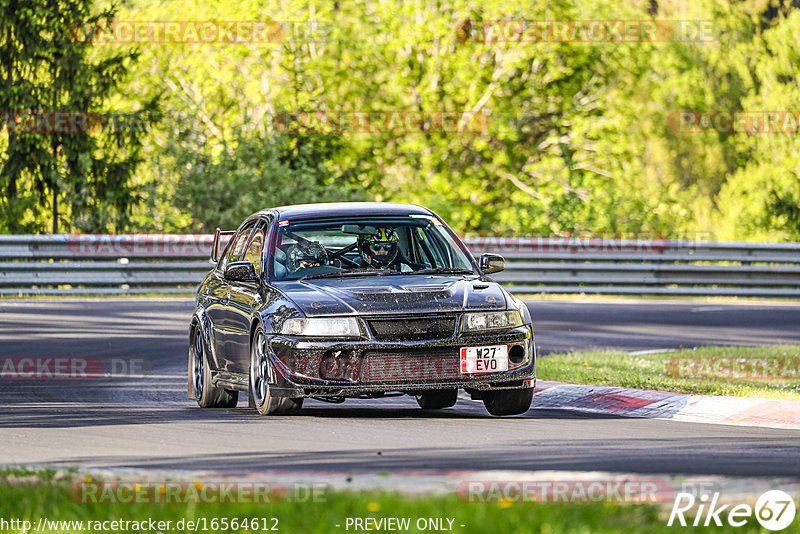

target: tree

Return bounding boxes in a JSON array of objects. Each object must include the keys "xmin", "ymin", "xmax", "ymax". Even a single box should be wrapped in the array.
[
  {"xmin": 714, "ymin": 10, "xmax": 800, "ymax": 240},
  {"xmin": 0, "ymin": 0, "xmax": 159, "ymax": 233},
  {"xmin": 172, "ymin": 131, "xmax": 366, "ymax": 231},
  {"xmin": 91, "ymin": 0, "xmax": 800, "ymax": 239}
]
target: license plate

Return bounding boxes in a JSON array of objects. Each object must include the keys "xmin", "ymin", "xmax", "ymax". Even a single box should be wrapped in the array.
[{"xmin": 460, "ymin": 345, "xmax": 508, "ymax": 374}]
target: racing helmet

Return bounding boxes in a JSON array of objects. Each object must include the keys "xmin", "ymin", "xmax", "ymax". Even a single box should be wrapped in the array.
[
  {"xmin": 287, "ymin": 242, "xmax": 328, "ymax": 271},
  {"xmin": 357, "ymin": 227, "xmax": 399, "ymax": 267}
]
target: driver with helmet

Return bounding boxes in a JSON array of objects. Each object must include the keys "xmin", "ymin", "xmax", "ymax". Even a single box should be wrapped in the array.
[
  {"xmin": 356, "ymin": 227, "xmax": 425, "ymax": 270},
  {"xmin": 357, "ymin": 227, "xmax": 400, "ymax": 268}
]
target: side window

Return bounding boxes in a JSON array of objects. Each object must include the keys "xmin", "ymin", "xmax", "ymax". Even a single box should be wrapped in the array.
[
  {"xmin": 221, "ymin": 222, "xmax": 255, "ymax": 270},
  {"xmin": 244, "ymin": 227, "xmax": 265, "ymax": 274}
]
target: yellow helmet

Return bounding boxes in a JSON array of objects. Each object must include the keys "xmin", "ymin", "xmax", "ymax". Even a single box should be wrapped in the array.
[{"xmin": 357, "ymin": 227, "xmax": 399, "ymax": 266}]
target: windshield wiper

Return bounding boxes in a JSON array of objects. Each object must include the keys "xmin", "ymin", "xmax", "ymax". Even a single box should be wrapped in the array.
[
  {"xmin": 300, "ymin": 269, "xmax": 394, "ymax": 280},
  {"xmin": 408, "ymin": 268, "xmax": 475, "ymax": 275}
]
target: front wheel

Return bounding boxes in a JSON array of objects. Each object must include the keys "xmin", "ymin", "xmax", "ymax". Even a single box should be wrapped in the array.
[
  {"xmin": 250, "ymin": 326, "xmax": 303, "ymax": 415},
  {"xmin": 415, "ymin": 389, "xmax": 458, "ymax": 409},
  {"xmin": 483, "ymin": 388, "xmax": 533, "ymax": 416},
  {"xmin": 191, "ymin": 324, "xmax": 237, "ymax": 408}
]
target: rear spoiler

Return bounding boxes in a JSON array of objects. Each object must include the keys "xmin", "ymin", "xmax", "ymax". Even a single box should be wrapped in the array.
[{"xmin": 211, "ymin": 228, "xmax": 237, "ymax": 262}]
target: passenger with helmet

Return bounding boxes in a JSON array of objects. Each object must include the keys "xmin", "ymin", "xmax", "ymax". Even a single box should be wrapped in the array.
[{"xmin": 286, "ymin": 241, "xmax": 329, "ymax": 272}]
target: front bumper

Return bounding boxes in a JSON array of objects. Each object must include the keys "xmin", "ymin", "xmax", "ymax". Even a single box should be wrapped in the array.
[{"xmin": 267, "ymin": 324, "xmax": 536, "ymax": 398}]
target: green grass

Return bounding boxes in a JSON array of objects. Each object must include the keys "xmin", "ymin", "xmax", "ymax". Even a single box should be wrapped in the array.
[
  {"xmin": 0, "ymin": 477, "xmax": 790, "ymax": 534},
  {"xmin": 0, "ymin": 466, "xmax": 62, "ymax": 479},
  {"xmin": 538, "ymin": 345, "xmax": 800, "ymax": 400}
]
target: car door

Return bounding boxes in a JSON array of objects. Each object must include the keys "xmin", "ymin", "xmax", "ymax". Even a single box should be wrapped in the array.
[
  {"xmin": 208, "ymin": 221, "xmax": 256, "ymax": 372},
  {"xmin": 225, "ymin": 219, "xmax": 269, "ymax": 373}
]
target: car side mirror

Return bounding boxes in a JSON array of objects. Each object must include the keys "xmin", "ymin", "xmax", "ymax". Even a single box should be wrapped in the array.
[
  {"xmin": 224, "ymin": 261, "xmax": 259, "ymax": 283},
  {"xmin": 479, "ymin": 253, "xmax": 505, "ymax": 274}
]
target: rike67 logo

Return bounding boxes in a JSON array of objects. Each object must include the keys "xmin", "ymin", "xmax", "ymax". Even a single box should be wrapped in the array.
[{"xmin": 668, "ymin": 490, "xmax": 796, "ymax": 531}]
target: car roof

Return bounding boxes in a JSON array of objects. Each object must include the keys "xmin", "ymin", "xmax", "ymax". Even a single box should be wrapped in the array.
[{"xmin": 256, "ymin": 202, "xmax": 435, "ymax": 221}]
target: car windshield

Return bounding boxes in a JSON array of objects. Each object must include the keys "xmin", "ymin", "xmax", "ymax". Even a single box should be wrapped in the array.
[{"xmin": 271, "ymin": 215, "xmax": 475, "ymax": 281}]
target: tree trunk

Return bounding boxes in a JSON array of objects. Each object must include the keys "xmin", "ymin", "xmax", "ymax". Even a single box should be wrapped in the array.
[{"xmin": 52, "ymin": 187, "xmax": 58, "ymax": 234}]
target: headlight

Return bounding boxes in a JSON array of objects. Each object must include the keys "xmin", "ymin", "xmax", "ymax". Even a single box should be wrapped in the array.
[
  {"xmin": 462, "ymin": 310, "xmax": 524, "ymax": 331},
  {"xmin": 280, "ymin": 317, "xmax": 361, "ymax": 337}
]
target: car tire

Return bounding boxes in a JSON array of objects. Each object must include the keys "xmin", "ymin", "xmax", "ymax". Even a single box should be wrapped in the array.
[
  {"xmin": 415, "ymin": 389, "xmax": 458, "ymax": 409},
  {"xmin": 250, "ymin": 325, "xmax": 303, "ymax": 415},
  {"xmin": 483, "ymin": 387, "xmax": 533, "ymax": 416},
  {"xmin": 191, "ymin": 323, "xmax": 238, "ymax": 408}
]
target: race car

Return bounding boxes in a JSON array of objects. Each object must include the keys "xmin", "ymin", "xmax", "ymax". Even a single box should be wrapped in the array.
[{"xmin": 188, "ymin": 202, "xmax": 536, "ymax": 416}]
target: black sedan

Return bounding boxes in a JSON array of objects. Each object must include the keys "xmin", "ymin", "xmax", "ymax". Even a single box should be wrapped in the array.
[{"xmin": 188, "ymin": 202, "xmax": 536, "ymax": 416}]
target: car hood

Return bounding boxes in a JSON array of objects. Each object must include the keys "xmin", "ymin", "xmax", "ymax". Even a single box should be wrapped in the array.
[{"xmin": 274, "ymin": 275, "xmax": 509, "ymax": 317}]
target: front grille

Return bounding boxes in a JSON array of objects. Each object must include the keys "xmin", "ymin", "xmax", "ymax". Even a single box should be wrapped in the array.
[
  {"xmin": 361, "ymin": 349, "xmax": 461, "ymax": 382},
  {"xmin": 368, "ymin": 316, "xmax": 457, "ymax": 341}
]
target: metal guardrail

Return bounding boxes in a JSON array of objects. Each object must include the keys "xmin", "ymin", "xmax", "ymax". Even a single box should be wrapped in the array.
[{"xmin": 1, "ymin": 234, "xmax": 799, "ymax": 297}]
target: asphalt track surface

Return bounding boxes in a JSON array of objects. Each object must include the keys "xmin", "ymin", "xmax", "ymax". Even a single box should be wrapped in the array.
[{"xmin": 2, "ymin": 298, "xmax": 800, "ymax": 477}]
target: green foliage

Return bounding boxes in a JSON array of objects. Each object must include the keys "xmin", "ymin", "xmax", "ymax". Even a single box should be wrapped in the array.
[
  {"xmin": 2, "ymin": 0, "xmax": 799, "ymax": 238},
  {"xmin": 0, "ymin": 0, "xmax": 160, "ymax": 233},
  {"xmin": 713, "ymin": 10, "xmax": 800, "ymax": 240},
  {"xmin": 172, "ymin": 132, "xmax": 366, "ymax": 231}
]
